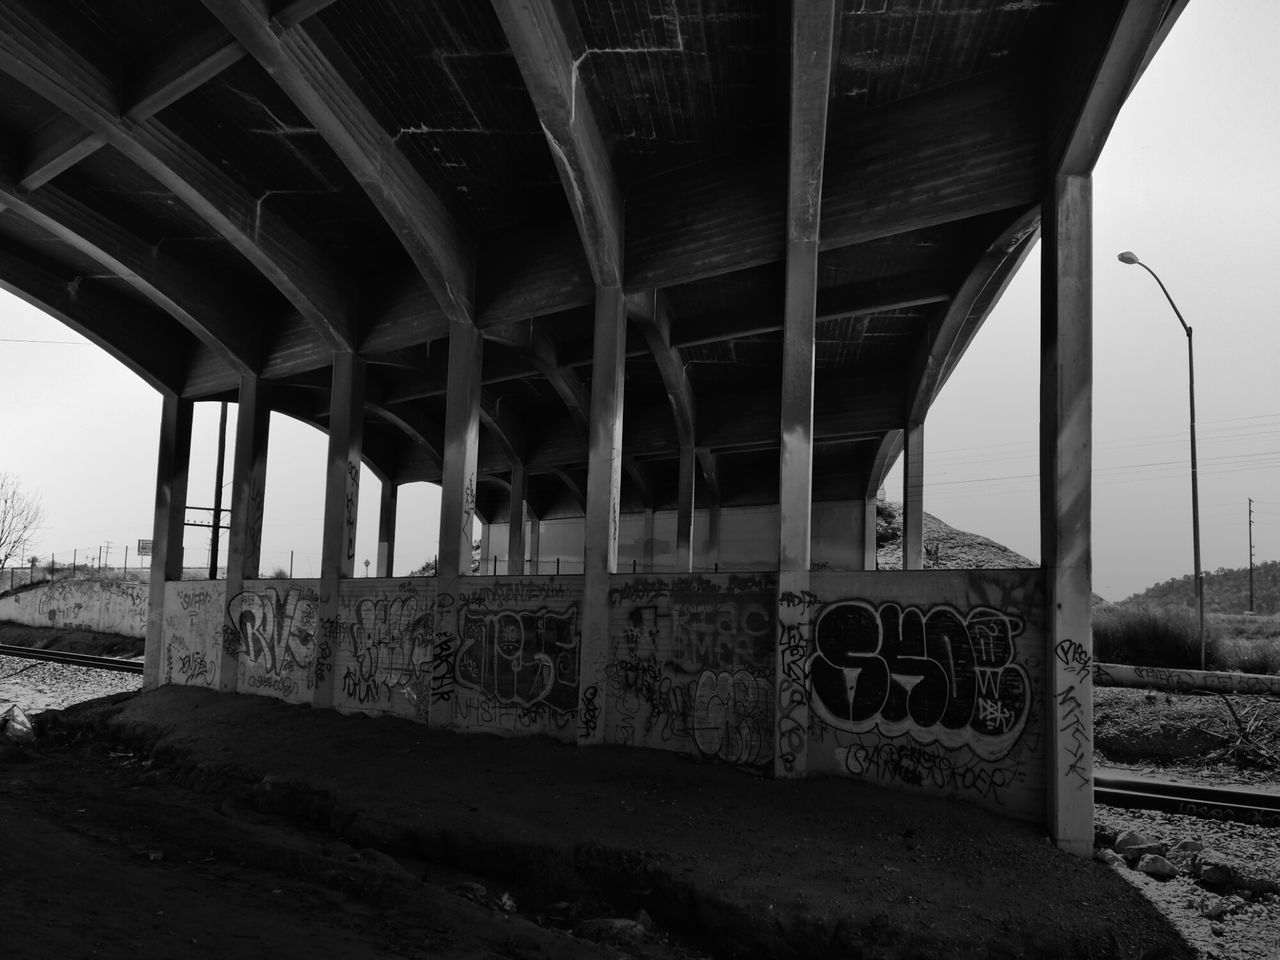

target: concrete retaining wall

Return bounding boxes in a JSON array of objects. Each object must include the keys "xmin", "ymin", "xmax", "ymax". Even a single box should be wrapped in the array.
[
  {"xmin": 159, "ymin": 569, "xmax": 1049, "ymax": 823},
  {"xmin": 0, "ymin": 579, "xmax": 148, "ymax": 637}
]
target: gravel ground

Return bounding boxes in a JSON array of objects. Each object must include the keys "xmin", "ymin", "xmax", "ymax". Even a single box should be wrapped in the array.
[
  {"xmin": 0, "ymin": 651, "xmax": 142, "ymax": 714},
  {"xmin": 1095, "ymin": 687, "xmax": 1280, "ymax": 959}
]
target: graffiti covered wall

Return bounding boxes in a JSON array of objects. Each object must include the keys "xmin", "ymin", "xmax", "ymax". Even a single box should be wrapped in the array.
[
  {"xmin": 155, "ymin": 566, "xmax": 1049, "ymax": 823},
  {"xmin": 604, "ymin": 573, "xmax": 777, "ymax": 767},
  {"xmin": 225, "ymin": 580, "xmax": 323, "ymax": 704},
  {"xmin": 438, "ymin": 577, "xmax": 583, "ymax": 740},
  {"xmin": 332, "ymin": 579, "xmax": 435, "ymax": 720},
  {"xmin": 0, "ymin": 578, "xmax": 148, "ymax": 637},
  {"xmin": 805, "ymin": 570, "xmax": 1046, "ymax": 821},
  {"xmin": 162, "ymin": 581, "xmax": 226, "ymax": 689}
]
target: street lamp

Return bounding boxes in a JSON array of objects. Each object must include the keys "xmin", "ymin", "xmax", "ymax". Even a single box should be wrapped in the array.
[{"xmin": 1117, "ymin": 250, "xmax": 1205, "ymax": 669}]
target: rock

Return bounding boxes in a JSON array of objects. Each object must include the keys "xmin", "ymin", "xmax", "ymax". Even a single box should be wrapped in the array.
[
  {"xmin": 1171, "ymin": 839, "xmax": 1204, "ymax": 854},
  {"xmin": 1122, "ymin": 842, "xmax": 1166, "ymax": 864},
  {"xmin": 1210, "ymin": 922, "xmax": 1225, "ymax": 937},
  {"xmin": 1136, "ymin": 855, "xmax": 1179, "ymax": 880},
  {"xmin": 1193, "ymin": 851, "xmax": 1242, "ymax": 887},
  {"xmin": 1, "ymin": 704, "xmax": 35, "ymax": 744},
  {"xmin": 1095, "ymin": 849, "xmax": 1125, "ymax": 867},
  {"xmin": 1114, "ymin": 829, "xmax": 1155, "ymax": 854},
  {"xmin": 573, "ymin": 918, "xmax": 646, "ymax": 946}
]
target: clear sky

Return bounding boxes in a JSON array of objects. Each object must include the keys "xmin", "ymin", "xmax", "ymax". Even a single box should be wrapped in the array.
[{"xmin": 1, "ymin": 0, "xmax": 1277, "ymax": 601}]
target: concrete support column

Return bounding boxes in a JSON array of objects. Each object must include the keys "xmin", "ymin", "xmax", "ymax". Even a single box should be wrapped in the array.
[
  {"xmin": 902, "ymin": 421, "xmax": 924, "ymax": 569},
  {"xmin": 376, "ymin": 481, "xmax": 397, "ymax": 577},
  {"xmin": 438, "ymin": 321, "xmax": 483, "ymax": 580},
  {"xmin": 508, "ymin": 461, "xmax": 526, "ymax": 576},
  {"xmin": 708, "ymin": 502, "xmax": 722, "ymax": 571},
  {"xmin": 144, "ymin": 395, "xmax": 192, "ymax": 689},
  {"xmin": 528, "ymin": 513, "xmax": 541, "ymax": 575},
  {"xmin": 642, "ymin": 509, "xmax": 655, "ymax": 572},
  {"xmin": 479, "ymin": 523, "xmax": 491, "ymax": 573},
  {"xmin": 433, "ymin": 320, "xmax": 483, "ymax": 726},
  {"xmin": 774, "ymin": 0, "xmax": 836, "ymax": 778},
  {"xmin": 859, "ymin": 497, "xmax": 877, "ymax": 571},
  {"xmin": 579, "ymin": 285, "xmax": 626, "ymax": 744},
  {"xmin": 222, "ymin": 375, "xmax": 271, "ymax": 692},
  {"xmin": 315, "ymin": 351, "xmax": 365, "ymax": 708},
  {"xmin": 675, "ymin": 445, "xmax": 695, "ymax": 572},
  {"xmin": 776, "ymin": 238, "xmax": 818, "ymax": 778},
  {"xmin": 1041, "ymin": 173, "xmax": 1094, "ymax": 856}
]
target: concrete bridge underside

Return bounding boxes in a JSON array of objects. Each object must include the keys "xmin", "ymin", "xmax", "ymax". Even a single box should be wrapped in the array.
[{"xmin": 0, "ymin": 0, "xmax": 1188, "ymax": 854}]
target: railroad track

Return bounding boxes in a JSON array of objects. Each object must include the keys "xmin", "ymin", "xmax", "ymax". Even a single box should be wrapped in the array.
[
  {"xmin": 1096, "ymin": 772, "xmax": 1280, "ymax": 828},
  {"xmin": 0, "ymin": 643, "xmax": 143, "ymax": 675}
]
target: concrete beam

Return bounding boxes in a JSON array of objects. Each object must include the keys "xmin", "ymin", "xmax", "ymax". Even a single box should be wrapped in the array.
[{"xmin": 493, "ymin": 0, "xmax": 623, "ymax": 288}]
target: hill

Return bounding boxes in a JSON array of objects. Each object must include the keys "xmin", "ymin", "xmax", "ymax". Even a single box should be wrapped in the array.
[
  {"xmin": 1123, "ymin": 560, "xmax": 1280, "ymax": 616},
  {"xmin": 873, "ymin": 505, "xmax": 1036, "ymax": 571}
]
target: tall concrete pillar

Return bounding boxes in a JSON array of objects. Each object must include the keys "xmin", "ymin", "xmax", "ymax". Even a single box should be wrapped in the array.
[
  {"xmin": 579, "ymin": 284, "xmax": 625, "ymax": 744},
  {"xmin": 642, "ymin": 508, "xmax": 655, "ymax": 572},
  {"xmin": 902, "ymin": 421, "xmax": 924, "ymax": 569},
  {"xmin": 438, "ymin": 321, "xmax": 483, "ymax": 580},
  {"xmin": 433, "ymin": 320, "xmax": 483, "ymax": 726},
  {"xmin": 144, "ymin": 395, "xmax": 192, "ymax": 690},
  {"xmin": 774, "ymin": 0, "xmax": 837, "ymax": 778},
  {"xmin": 222, "ymin": 375, "xmax": 271, "ymax": 692},
  {"xmin": 376, "ymin": 481, "xmax": 397, "ymax": 577},
  {"xmin": 776, "ymin": 237, "xmax": 818, "ymax": 779},
  {"xmin": 858, "ymin": 497, "xmax": 877, "ymax": 571},
  {"xmin": 528, "ymin": 512, "xmax": 541, "ymax": 575},
  {"xmin": 1041, "ymin": 173, "xmax": 1094, "ymax": 856},
  {"xmin": 675, "ymin": 445, "xmax": 695, "ymax": 572},
  {"xmin": 315, "ymin": 351, "xmax": 365, "ymax": 708},
  {"xmin": 508, "ymin": 460, "xmax": 526, "ymax": 576}
]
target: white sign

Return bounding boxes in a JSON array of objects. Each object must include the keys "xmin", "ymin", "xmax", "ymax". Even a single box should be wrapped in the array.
[{"xmin": 137, "ymin": 539, "xmax": 152, "ymax": 557}]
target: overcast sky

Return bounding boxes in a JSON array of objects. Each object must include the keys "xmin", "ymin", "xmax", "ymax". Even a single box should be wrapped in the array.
[{"xmin": 1, "ymin": 0, "xmax": 1276, "ymax": 601}]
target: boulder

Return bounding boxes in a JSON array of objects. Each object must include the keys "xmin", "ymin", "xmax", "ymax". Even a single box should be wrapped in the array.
[{"xmin": 1136, "ymin": 854, "xmax": 1179, "ymax": 880}]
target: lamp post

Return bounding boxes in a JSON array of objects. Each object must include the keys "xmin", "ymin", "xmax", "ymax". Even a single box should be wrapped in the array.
[{"xmin": 1117, "ymin": 251, "xmax": 1205, "ymax": 669}]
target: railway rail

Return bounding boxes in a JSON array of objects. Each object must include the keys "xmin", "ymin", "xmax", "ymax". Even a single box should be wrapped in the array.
[
  {"xmin": 0, "ymin": 643, "xmax": 143, "ymax": 675},
  {"xmin": 1096, "ymin": 772, "xmax": 1280, "ymax": 828}
]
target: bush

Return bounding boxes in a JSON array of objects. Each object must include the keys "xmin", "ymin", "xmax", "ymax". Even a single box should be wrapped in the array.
[
  {"xmin": 1092, "ymin": 603, "xmax": 1210, "ymax": 669},
  {"xmin": 1209, "ymin": 637, "xmax": 1280, "ymax": 675}
]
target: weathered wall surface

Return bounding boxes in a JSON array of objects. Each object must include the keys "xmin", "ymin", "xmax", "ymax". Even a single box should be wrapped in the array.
[
  {"xmin": 603, "ymin": 573, "xmax": 777, "ymax": 767},
  {"xmin": 226, "ymin": 580, "xmax": 323, "ymax": 705},
  {"xmin": 157, "ymin": 568, "xmax": 1049, "ymax": 822},
  {"xmin": 0, "ymin": 579, "xmax": 148, "ymax": 637},
  {"xmin": 435, "ymin": 577, "xmax": 582, "ymax": 740},
  {"xmin": 805, "ymin": 570, "xmax": 1047, "ymax": 821},
  {"xmin": 331, "ymin": 579, "xmax": 435, "ymax": 720},
  {"xmin": 162, "ymin": 581, "xmax": 226, "ymax": 689}
]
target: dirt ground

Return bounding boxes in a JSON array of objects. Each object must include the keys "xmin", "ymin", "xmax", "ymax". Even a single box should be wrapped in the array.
[{"xmin": 0, "ymin": 684, "xmax": 1196, "ymax": 960}]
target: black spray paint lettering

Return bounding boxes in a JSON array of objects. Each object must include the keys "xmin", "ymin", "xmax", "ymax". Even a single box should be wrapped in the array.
[{"xmin": 809, "ymin": 601, "xmax": 1031, "ymax": 762}]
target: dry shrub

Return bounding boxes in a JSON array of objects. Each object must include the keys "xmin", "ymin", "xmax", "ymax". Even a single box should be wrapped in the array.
[{"xmin": 1093, "ymin": 603, "xmax": 1208, "ymax": 669}]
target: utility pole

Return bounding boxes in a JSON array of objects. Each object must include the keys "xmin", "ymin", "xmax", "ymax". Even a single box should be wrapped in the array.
[
  {"xmin": 1249, "ymin": 498, "xmax": 1256, "ymax": 614},
  {"xmin": 103, "ymin": 540, "xmax": 112, "ymax": 569}
]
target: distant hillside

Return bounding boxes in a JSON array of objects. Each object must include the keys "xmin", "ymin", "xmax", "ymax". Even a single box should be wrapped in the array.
[
  {"xmin": 874, "ymin": 506, "xmax": 1036, "ymax": 571},
  {"xmin": 1123, "ymin": 560, "xmax": 1280, "ymax": 616}
]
